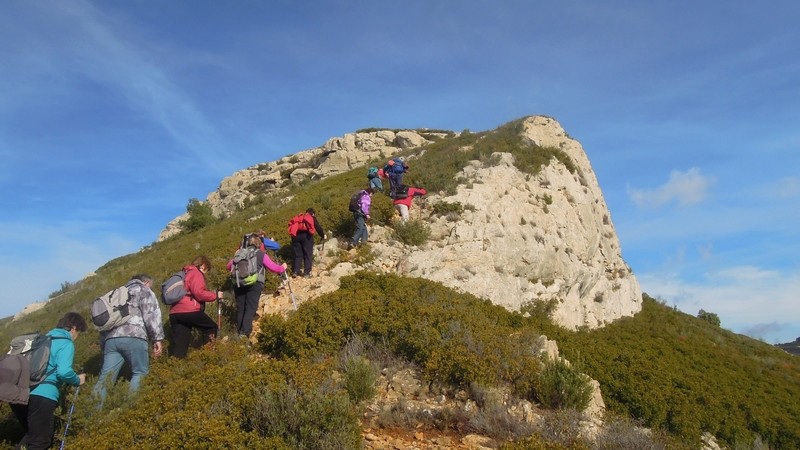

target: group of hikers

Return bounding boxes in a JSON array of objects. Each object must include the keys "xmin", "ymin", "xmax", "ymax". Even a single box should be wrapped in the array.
[
  {"xmin": 0, "ymin": 156, "xmax": 427, "ymax": 449},
  {"xmin": 349, "ymin": 156, "xmax": 427, "ymax": 248}
]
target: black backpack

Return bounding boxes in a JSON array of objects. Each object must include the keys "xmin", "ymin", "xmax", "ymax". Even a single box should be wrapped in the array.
[
  {"xmin": 390, "ymin": 185, "xmax": 409, "ymax": 200},
  {"xmin": 348, "ymin": 191, "xmax": 365, "ymax": 212}
]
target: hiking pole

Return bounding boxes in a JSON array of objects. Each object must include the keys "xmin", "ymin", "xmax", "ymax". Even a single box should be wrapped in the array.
[
  {"xmin": 217, "ymin": 297, "xmax": 222, "ymax": 343},
  {"xmin": 283, "ymin": 272, "xmax": 298, "ymax": 310},
  {"xmin": 59, "ymin": 384, "xmax": 80, "ymax": 450},
  {"xmin": 216, "ymin": 291, "xmax": 222, "ymax": 334}
]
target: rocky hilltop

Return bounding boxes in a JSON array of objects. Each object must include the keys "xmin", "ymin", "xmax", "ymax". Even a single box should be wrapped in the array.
[{"xmin": 160, "ymin": 116, "xmax": 642, "ymax": 331}]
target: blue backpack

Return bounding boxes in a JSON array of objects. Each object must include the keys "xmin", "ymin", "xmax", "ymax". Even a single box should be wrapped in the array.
[{"xmin": 391, "ymin": 158, "xmax": 406, "ymax": 174}]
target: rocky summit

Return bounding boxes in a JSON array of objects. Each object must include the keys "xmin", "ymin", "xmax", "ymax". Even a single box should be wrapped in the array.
[{"xmin": 160, "ymin": 115, "xmax": 642, "ymax": 332}]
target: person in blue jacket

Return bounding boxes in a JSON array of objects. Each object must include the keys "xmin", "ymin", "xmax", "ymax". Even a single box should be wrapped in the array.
[{"xmin": 10, "ymin": 312, "xmax": 87, "ymax": 450}]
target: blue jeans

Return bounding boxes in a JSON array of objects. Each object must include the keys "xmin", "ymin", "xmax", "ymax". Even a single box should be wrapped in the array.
[
  {"xmin": 93, "ymin": 337, "xmax": 149, "ymax": 407},
  {"xmin": 351, "ymin": 212, "xmax": 368, "ymax": 246}
]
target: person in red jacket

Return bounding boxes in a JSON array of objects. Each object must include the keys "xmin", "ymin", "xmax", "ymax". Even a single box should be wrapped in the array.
[
  {"xmin": 168, "ymin": 256, "xmax": 223, "ymax": 358},
  {"xmin": 393, "ymin": 186, "xmax": 427, "ymax": 223}
]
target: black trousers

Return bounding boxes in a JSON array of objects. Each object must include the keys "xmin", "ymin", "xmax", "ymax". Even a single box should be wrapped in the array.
[
  {"xmin": 169, "ymin": 311, "xmax": 218, "ymax": 358},
  {"xmin": 291, "ymin": 232, "xmax": 314, "ymax": 275},
  {"xmin": 234, "ymin": 282, "xmax": 263, "ymax": 337},
  {"xmin": 11, "ymin": 394, "xmax": 58, "ymax": 450}
]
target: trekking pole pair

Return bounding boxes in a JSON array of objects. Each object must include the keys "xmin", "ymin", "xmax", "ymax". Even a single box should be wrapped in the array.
[{"xmin": 59, "ymin": 384, "xmax": 80, "ymax": 450}]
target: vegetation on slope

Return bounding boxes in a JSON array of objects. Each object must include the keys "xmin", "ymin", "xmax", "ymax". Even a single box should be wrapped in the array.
[
  {"xmin": 554, "ymin": 296, "xmax": 800, "ymax": 449},
  {"xmin": 0, "ymin": 117, "xmax": 798, "ymax": 449}
]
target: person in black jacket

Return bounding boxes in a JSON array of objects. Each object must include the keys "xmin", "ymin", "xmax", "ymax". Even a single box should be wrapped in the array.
[{"xmin": 291, "ymin": 208, "xmax": 326, "ymax": 278}]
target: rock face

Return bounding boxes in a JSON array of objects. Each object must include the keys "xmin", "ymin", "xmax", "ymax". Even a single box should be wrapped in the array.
[
  {"xmin": 161, "ymin": 115, "xmax": 642, "ymax": 331},
  {"xmin": 400, "ymin": 116, "xmax": 642, "ymax": 329}
]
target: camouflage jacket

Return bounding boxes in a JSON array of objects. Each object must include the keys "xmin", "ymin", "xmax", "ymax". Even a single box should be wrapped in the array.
[{"xmin": 100, "ymin": 279, "xmax": 165, "ymax": 345}]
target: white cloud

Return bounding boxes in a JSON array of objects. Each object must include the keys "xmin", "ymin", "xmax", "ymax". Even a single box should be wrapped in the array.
[
  {"xmin": 775, "ymin": 176, "xmax": 800, "ymax": 198},
  {"xmin": 627, "ymin": 167, "xmax": 714, "ymax": 209},
  {"xmin": 0, "ymin": 221, "xmax": 138, "ymax": 319},
  {"xmin": 638, "ymin": 265, "xmax": 800, "ymax": 343}
]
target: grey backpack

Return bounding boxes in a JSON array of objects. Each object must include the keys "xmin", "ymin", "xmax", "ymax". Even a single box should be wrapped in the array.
[
  {"xmin": 90, "ymin": 286, "xmax": 134, "ymax": 331},
  {"xmin": 161, "ymin": 270, "xmax": 187, "ymax": 305},
  {"xmin": 6, "ymin": 332, "xmax": 67, "ymax": 387}
]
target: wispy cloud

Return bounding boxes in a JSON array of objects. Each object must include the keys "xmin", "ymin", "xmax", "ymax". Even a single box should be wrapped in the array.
[
  {"xmin": 627, "ymin": 167, "xmax": 714, "ymax": 209},
  {"xmin": 0, "ymin": 220, "xmax": 138, "ymax": 318},
  {"xmin": 774, "ymin": 176, "xmax": 800, "ymax": 198},
  {"xmin": 0, "ymin": 1, "xmax": 235, "ymax": 175}
]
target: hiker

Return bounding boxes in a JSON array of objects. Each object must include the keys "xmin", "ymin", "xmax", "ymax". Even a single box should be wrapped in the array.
[
  {"xmin": 168, "ymin": 256, "xmax": 223, "ymax": 359},
  {"xmin": 367, "ymin": 166, "xmax": 383, "ymax": 192},
  {"xmin": 10, "ymin": 312, "xmax": 86, "ymax": 450},
  {"xmin": 349, "ymin": 187, "xmax": 373, "ymax": 249},
  {"xmin": 236, "ymin": 231, "xmax": 281, "ymax": 255},
  {"xmin": 227, "ymin": 235, "xmax": 287, "ymax": 339},
  {"xmin": 384, "ymin": 157, "xmax": 408, "ymax": 197},
  {"xmin": 256, "ymin": 230, "xmax": 281, "ymax": 253},
  {"xmin": 288, "ymin": 208, "xmax": 326, "ymax": 278},
  {"xmin": 93, "ymin": 274, "xmax": 164, "ymax": 409},
  {"xmin": 392, "ymin": 185, "xmax": 428, "ymax": 223}
]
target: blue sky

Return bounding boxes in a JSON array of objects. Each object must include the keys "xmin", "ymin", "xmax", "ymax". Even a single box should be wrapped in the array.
[{"xmin": 1, "ymin": 1, "xmax": 798, "ymax": 343}]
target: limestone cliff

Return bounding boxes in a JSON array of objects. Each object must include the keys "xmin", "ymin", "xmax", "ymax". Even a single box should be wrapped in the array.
[{"xmin": 399, "ymin": 117, "xmax": 641, "ymax": 329}]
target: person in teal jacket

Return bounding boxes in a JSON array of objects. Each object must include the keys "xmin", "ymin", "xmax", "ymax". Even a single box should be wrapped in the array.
[{"xmin": 10, "ymin": 312, "xmax": 87, "ymax": 450}]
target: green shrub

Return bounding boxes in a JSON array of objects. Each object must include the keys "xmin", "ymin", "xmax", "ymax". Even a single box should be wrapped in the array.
[
  {"xmin": 593, "ymin": 414, "xmax": 672, "ymax": 450},
  {"xmin": 48, "ymin": 280, "xmax": 76, "ymax": 298},
  {"xmin": 697, "ymin": 309, "xmax": 721, "ymax": 327},
  {"xmin": 248, "ymin": 383, "xmax": 361, "ymax": 449},
  {"xmin": 179, "ymin": 198, "xmax": 217, "ymax": 232},
  {"xmin": 431, "ymin": 201, "xmax": 466, "ymax": 217},
  {"xmin": 392, "ymin": 219, "xmax": 431, "ymax": 246},
  {"xmin": 342, "ymin": 356, "xmax": 378, "ymax": 404},
  {"xmin": 522, "ymin": 409, "xmax": 591, "ymax": 450},
  {"xmin": 467, "ymin": 392, "xmax": 535, "ymax": 440},
  {"xmin": 535, "ymin": 358, "xmax": 593, "ymax": 411},
  {"xmin": 256, "ymin": 273, "xmax": 542, "ymax": 392},
  {"xmin": 61, "ymin": 342, "xmax": 358, "ymax": 450}
]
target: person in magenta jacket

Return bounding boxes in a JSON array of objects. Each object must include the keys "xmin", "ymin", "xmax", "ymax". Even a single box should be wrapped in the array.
[
  {"xmin": 349, "ymin": 188, "xmax": 373, "ymax": 249},
  {"xmin": 168, "ymin": 256, "xmax": 223, "ymax": 358},
  {"xmin": 393, "ymin": 186, "xmax": 427, "ymax": 222},
  {"xmin": 226, "ymin": 235, "xmax": 287, "ymax": 340}
]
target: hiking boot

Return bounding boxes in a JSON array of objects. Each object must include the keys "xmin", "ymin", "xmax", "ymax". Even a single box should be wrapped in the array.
[{"xmin": 303, "ymin": 273, "xmax": 312, "ymax": 278}]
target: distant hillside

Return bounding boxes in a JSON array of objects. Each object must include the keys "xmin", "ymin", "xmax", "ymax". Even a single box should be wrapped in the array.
[
  {"xmin": 776, "ymin": 338, "xmax": 800, "ymax": 356},
  {"xmin": 2, "ymin": 116, "xmax": 798, "ymax": 450}
]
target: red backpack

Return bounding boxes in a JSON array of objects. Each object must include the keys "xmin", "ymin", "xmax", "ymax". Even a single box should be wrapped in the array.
[{"xmin": 287, "ymin": 213, "xmax": 316, "ymax": 237}]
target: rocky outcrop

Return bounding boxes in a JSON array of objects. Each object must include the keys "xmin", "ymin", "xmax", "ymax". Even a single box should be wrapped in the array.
[
  {"xmin": 158, "ymin": 129, "xmax": 436, "ymax": 241},
  {"xmin": 398, "ymin": 116, "xmax": 642, "ymax": 329}
]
